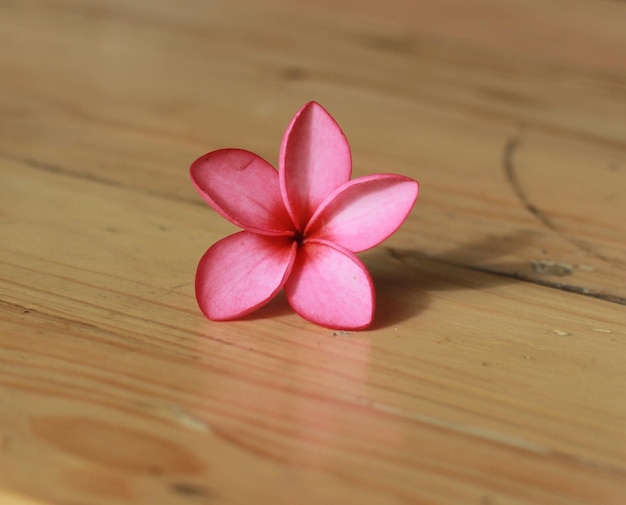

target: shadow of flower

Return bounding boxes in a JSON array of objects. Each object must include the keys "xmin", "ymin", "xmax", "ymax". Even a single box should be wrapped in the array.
[{"xmin": 361, "ymin": 229, "xmax": 537, "ymax": 329}]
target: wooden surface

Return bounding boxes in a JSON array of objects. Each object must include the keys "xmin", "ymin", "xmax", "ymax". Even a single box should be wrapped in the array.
[{"xmin": 1, "ymin": 1, "xmax": 625, "ymax": 504}]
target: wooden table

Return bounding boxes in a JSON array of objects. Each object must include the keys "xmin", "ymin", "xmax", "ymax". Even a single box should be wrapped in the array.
[{"xmin": 1, "ymin": 1, "xmax": 625, "ymax": 503}]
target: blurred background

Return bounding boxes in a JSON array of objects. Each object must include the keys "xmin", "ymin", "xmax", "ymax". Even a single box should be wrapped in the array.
[{"xmin": 2, "ymin": 0, "xmax": 625, "ymax": 299}]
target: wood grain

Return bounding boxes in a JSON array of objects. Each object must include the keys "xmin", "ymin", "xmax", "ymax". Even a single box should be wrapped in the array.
[{"xmin": 1, "ymin": 1, "xmax": 625, "ymax": 504}]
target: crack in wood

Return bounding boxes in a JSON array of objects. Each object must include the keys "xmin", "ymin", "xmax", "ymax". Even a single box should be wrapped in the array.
[
  {"xmin": 386, "ymin": 248, "xmax": 626, "ymax": 305},
  {"xmin": 503, "ymin": 133, "xmax": 619, "ymax": 268},
  {"xmin": 466, "ymin": 264, "xmax": 626, "ymax": 305},
  {"xmin": 503, "ymin": 133, "xmax": 550, "ymax": 229},
  {"xmin": 0, "ymin": 150, "xmax": 202, "ymax": 207}
]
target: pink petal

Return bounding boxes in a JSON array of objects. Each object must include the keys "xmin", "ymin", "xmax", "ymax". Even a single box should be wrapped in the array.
[
  {"xmin": 284, "ymin": 240, "xmax": 374, "ymax": 330},
  {"xmin": 196, "ymin": 231, "xmax": 297, "ymax": 320},
  {"xmin": 306, "ymin": 174, "xmax": 418, "ymax": 253},
  {"xmin": 191, "ymin": 149, "xmax": 294, "ymax": 235},
  {"xmin": 279, "ymin": 102, "xmax": 352, "ymax": 231}
]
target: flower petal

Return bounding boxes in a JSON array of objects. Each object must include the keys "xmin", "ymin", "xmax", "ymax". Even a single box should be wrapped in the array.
[
  {"xmin": 196, "ymin": 231, "xmax": 297, "ymax": 320},
  {"xmin": 306, "ymin": 174, "xmax": 418, "ymax": 253},
  {"xmin": 191, "ymin": 149, "xmax": 294, "ymax": 235},
  {"xmin": 279, "ymin": 102, "xmax": 352, "ymax": 230},
  {"xmin": 284, "ymin": 240, "xmax": 374, "ymax": 330}
]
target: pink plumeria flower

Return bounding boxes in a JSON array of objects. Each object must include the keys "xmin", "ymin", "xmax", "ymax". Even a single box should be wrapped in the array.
[{"xmin": 190, "ymin": 102, "xmax": 418, "ymax": 330}]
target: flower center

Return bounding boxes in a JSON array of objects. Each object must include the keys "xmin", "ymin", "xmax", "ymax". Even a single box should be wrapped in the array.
[{"xmin": 294, "ymin": 231, "xmax": 306, "ymax": 246}]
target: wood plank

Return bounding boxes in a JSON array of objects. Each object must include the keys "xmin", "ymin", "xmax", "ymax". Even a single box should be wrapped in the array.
[
  {"xmin": 1, "ymin": 0, "xmax": 625, "ymax": 503},
  {"xmin": 1, "ymin": 151, "xmax": 625, "ymax": 504}
]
